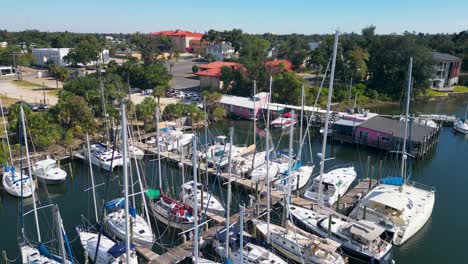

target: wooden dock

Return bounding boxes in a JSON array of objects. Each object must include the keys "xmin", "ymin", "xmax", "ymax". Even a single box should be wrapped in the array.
[
  {"xmin": 335, "ymin": 178, "xmax": 377, "ymax": 214},
  {"xmin": 136, "ymin": 246, "xmax": 160, "ymax": 262}
]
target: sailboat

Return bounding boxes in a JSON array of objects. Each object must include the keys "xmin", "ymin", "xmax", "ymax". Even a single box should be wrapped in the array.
[
  {"xmin": 105, "ymin": 102, "xmax": 155, "ymax": 248},
  {"xmin": 349, "ymin": 58, "xmax": 436, "ymax": 246},
  {"xmin": 17, "ymin": 105, "xmax": 74, "ymax": 264},
  {"xmin": 1, "ymin": 100, "xmax": 34, "ymax": 197},
  {"xmin": 454, "ymin": 104, "xmax": 468, "ymax": 134},
  {"xmin": 76, "ymin": 133, "xmax": 138, "ymax": 264},
  {"xmin": 180, "ymin": 180, "xmax": 225, "ymax": 216},
  {"xmin": 303, "ymin": 166, "xmax": 356, "ymax": 207},
  {"xmin": 205, "ymin": 135, "xmax": 247, "ymax": 169},
  {"xmin": 147, "ymin": 107, "xmax": 196, "ymax": 230}
]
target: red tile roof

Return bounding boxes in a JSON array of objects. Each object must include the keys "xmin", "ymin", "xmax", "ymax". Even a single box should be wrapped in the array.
[
  {"xmin": 265, "ymin": 60, "xmax": 293, "ymax": 72},
  {"xmin": 149, "ymin": 30, "xmax": 204, "ymax": 38},
  {"xmin": 196, "ymin": 62, "xmax": 242, "ymax": 77}
]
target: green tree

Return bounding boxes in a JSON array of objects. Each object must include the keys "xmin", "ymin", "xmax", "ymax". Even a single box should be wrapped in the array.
[
  {"xmin": 136, "ymin": 97, "xmax": 158, "ymax": 129},
  {"xmin": 273, "ymin": 72, "xmax": 304, "ymax": 105},
  {"xmin": 153, "ymin": 83, "xmax": 169, "ymax": 104},
  {"xmin": 192, "ymin": 65, "xmax": 199, "ymax": 73},
  {"xmin": 50, "ymin": 91, "xmax": 95, "ymax": 131},
  {"xmin": 346, "ymin": 46, "xmax": 369, "ymax": 81},
  {"xmin": 63, "ymin": 40, "xmax": 100, "ymax": 66},
  {"xmin": 212, "ymin": 106, "xmax": 226, "ymax": 121},
  {"xmin": 50, "ymin": 66, "xmax": 70, "ymax": 88}
]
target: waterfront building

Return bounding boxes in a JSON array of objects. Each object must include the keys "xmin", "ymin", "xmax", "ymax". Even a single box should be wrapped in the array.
[
  {"xmin": 32, "ymin": 48, "xmax": 110, "ymax": 67},
  {"xmin": 219, "ymin": 92, "xmax": 269, "ymax": 119},
  {"xmin": 430, "ymin": 51, "xmax": 462, "ymax": 91},
  {"xmin": 195, "ymin": 61, "xmax": 243, "ymax": 89}
]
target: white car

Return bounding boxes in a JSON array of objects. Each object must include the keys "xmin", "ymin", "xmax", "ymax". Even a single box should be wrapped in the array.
[{"xmin": 175, "ymin": 93, "xmax": 185, "ymax": 98}]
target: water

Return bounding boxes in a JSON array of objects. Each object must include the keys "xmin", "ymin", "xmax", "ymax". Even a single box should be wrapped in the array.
[{"xmin": 0, "ymin": 98, "xmax": 467, "ymax": 263}]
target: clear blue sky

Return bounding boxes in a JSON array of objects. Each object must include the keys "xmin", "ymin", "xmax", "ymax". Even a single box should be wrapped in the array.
[{"xmin": 1, "ymin": 0, "xmax": 467, "ymax": 34}]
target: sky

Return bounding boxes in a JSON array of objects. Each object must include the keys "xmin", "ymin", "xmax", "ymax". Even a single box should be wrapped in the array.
[{"xmin": 1, "ymin": 0, "xmax": 467, "ymax": 35}]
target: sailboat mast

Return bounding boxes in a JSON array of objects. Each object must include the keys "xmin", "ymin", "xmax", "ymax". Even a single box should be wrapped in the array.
[
  {"xmin": 155, "ymin": 107, "xmax": 162, "ymax": 187},
  {"xmin": 20, "ymin": 105, "xmax": 41, "ymax": 242},
  {"xmin": 464, "ymin": 104, "xmax": 468, "ymax": 121},
  {"xmin": 239, "ymin": 205, "xmax": 244, "ymax": 264},
  {"xmin": 98, "ymin": 68, "xmax": 110, "ymax": 146},
  {"xmin": 0, "ymin": 99, "xmax": 13, "ymax": 165},
  {"xmin": 318, "ymin": 31, "xmax": 339, "ymax": 206},
  {"xmin": 267, "ymin": 75, "xmax": 272, "ymax": 125},
  {"xmin": 401, "ymin": 57, "xmax": 413, "ymax": 181},
  {"xmin": 253, "ymin": 80, "xmax": 257, "ymax": 147},
  {"xmin": 265, "ymin": 128, "xmax": 271, "ymax": 244},
  {"xmin": 299, "ymin": 85, "xmax": 304, "ymax": 157},
  {"xmin": 121, "ymin": 101, "xmax": 131, "ymax": 262},
  {"xmin": 192, "ymin": 136, "xmax": 199, "ymax": 263},
  {"xmin": 86, "ymin": 134, "xmax": 99, "ymax": 223},
  {"xmin": 225, "ymin": 127, "xmax": 234, "ymax": 259},
  {"xmin": 285, "ymin": 110, "xmax": 295, "ymax": 223},
  {"xmin": 54, "ymin": 205, "xmax": 67, "ymax": 263}
]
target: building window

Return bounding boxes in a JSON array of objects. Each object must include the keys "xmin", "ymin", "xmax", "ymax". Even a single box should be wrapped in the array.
[
  {"xmin": 380, "ymin": 136, "xmax": 391, "ymax": 143},
  {"xmin": 359, "ymin": 131, "xmax": 368, "ymax": 139}
]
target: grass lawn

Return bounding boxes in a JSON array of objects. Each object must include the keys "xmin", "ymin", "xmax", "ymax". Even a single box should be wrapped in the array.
[
  {"xmin": 13, "ymin": 80, "xmax": 60, "ymax": 96},
  {"xmin": 14, "ymin": 80, "xmax": 43, "ymax": 88},
  {"xmin": 424, "ymin": 89, "xmax": 447, "ymax": 97},
  {"xmin": 453, "ymin": 86, "xmax": 468, "ymax": 93}
]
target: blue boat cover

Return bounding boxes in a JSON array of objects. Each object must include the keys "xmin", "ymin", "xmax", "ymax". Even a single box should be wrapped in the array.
[
  {"xmin": 38, "ymin": 243, "xmax": 63, "ymax": 263},
  {"xmin": 215, "ymin": 226, "xmax": 240, "ymax": 244},
  {"xmin": 4, "ymin": 165, "xmax": 9, "ymax": 172},
  {"xmin": 380, "ymin": 177, "xmax": 404, "ymax": 186},
  {"xmin": 281, "ymin": 161, "xmax": 302, "ymax": 175},
  {"xmin": 107, "ymin": 241, "xmax": 136, "ymax": 258},
  {"xmin": 105, "ymin": 198, "xmax": 125, "ymax": 210},
  {"xmin": 129, "ymin": 207, "xmax": 137, "ymax": 218}
]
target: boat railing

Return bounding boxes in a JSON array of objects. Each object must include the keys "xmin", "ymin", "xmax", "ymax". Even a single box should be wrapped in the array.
[
  {"xmin": 407, "ymin": 180, "xmax": 436, "ymax": 192},
  {"xmin": 360, "ymin": 206, "xmax": 399, "ymax": 228}
]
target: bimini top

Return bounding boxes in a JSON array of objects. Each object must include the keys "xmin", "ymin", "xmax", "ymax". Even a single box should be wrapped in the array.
[
  {"xmin": 349, "ymin": 221, "xmax": 385, "ymax": 242},
  {"xmin": 368, "ymin": 191, "xmax": 407, "ymax": 212}
]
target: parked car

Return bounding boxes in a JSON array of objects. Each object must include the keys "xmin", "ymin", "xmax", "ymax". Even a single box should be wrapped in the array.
[
  {"xmin": 131, "ymin": 88, "xmax": 141, "ymax": 94},
  {"xmin": 191, "ymin": 95, "xmax": 201, "ymax": 101},
  {"xmin": 15, "ymin": 101, "xmax": 39, "ymax": 111},
  {"xmin": 175, "ymin": 92, "xmax": 185, "ymax": 98},
  {"xmin": 38, "ymin": 104, "xmax": 49, "ymax": 110},
  {"xmin": 165, "ymin": 89, "xmax": 175, "ymax": 96},
  {"xmin": 143, "ymin": 89, "xmax": 153, "ymax": 95}
]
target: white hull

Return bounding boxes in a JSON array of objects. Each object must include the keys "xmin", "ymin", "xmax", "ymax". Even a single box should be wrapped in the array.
[
  {"xmin": 20, "ymin": 244, "xmax": 71, "ymax": 264},
  {"xmin": 181, "ymin": 181, "xmax": 225, "ymax": 216},
  {"xmin": 32, "ymin": 159, "xmax": 67, "ymax": 184},
  {"xmin": 149, "ymin": 201, "xmax": 194, "ymax": 230},
  {"xmin": 274, "ymin": 165, "xmax": 314, "ymax": 192},
  {"xmin": 454, "ymin": 122, "xmax": 468, "ymax": 134},
  {"xmin": 90, "ymin": 144, "xmax": 125, "ymax": 172},
  {"xmin": 349, "ymin": 183, "xmax": 435, "ymax": 246},
  {"xmin": 77, "ymin": 228, "xmax": 138, "ymax": 264},
  {"xmin": 2, "ymin": 171, "xmax": 34, "ymax": 197},
  {"xmin": 105, "ymin": 209, "xmax": 155, "ymax": 248},
  {"xmin": 304, "ymin": 166, "xmax": 356, "ymax": 207}
]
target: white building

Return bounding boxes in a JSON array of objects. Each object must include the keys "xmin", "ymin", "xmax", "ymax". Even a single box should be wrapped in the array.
[
  {"xmin": 0, "ymin": 42, "xmax": 7, "ymax": 48},
  {"xmin": 32, "ymin": 48, "xmax": 110, "ymax": 67},
  {"xmin": 206, "ymin": 42, "xmax": 235, "ymax": 61}
]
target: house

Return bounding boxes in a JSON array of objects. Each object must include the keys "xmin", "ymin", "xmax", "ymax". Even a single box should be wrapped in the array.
[
  {"xmin": 0, "ymin": 66, "xmax": 15, "ymax": 76},
  {"xmin": 189, "ymin": 39, "xmax": 212, "ymax": 55},
  {"xmin": 430, "ymin": 51, "xmax": 462, "ymax": 91},
  {"xmin": 206, "ymin": 42, "xmax": 235, "ymax": 61},
  {"xmin": 308, "ymin": 41, "xmax": 322, "ymax": 51},
  {"xmin": 32, "ymin": 48, "xmax": 110, "ymax": 67},
  {"xmin": 267, "ymin": 47, "xmax": 278, "ymax": 59},
  {"xmin": 149, "ymin": 30, "xmax": 204, "ymax": 53},
  {"xmin": 264, "ymin": 59, "xmax": 293, "ymax": 73},
  {"xmin": 195, "ymin": 61, "xmax": 242, "ymax": 89},
  {"xmin": 220, "ymin": 92, "xmax": 270, "ymax": 119},
  {"xmin": 0, "ymin": 42, "xmax": 7, "ymax": 48},
  {"xmin": 354, "ymin": 116, "xmax": 439, "ymax": 158}
]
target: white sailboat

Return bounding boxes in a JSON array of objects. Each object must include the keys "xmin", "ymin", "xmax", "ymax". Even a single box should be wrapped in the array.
[
  {"xmin": 77, "ymin": 134, "xmax": 138, "ymax": 264},
  {"xmin": 1, "ymin": 100, "xmax": 34, "ymax": 198},
  {"xmin": 32, "ymin": 157, "xmax": 67, "ymax": 184},
  {"xmin": 349, "ymin": 58, "xmax": 436, "ymax": 246},
  {"xmin": 105, "ymin": 103, "xmax": 155, "ymax": 248},
  {"xmin": 18, "ymin": 105, "xmax": 74, "ymax": 264},
  {"xmin": 453, "ymin": 104, "xmax": 468, "ymax": 134},
  {"xmin": 89, "ymin": 143, "xmax": 125, "ymax": 171},
  {"xmin": 206, "ymin": 135, "xmax": 247, "ymax": 169},
  {"xmin": 254, "ymin": 220, "xmax": 345, "ymax": 264},
  {"xmin": 304, "ymin": 166, "xmax": 356, "ymax": 207},
  {"xmin": 180, "ymin": 180, "xmax": 225, "ymax": 216}
]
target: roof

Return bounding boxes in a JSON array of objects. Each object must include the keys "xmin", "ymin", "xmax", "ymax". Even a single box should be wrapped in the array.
[
  {"xmin": 149, "ymin": 30, "xmax": 204, "ymax": 38},
  {"xmin": 265, "ymin": 59, "xmax": 293, "ymax": 72},
  {"xmin": 196, "ymin": 62, "xmax": 242, "ymax": 78},
  {"xmin": 357, "ymin": 116, "xmax": 435, "ymax": 142},
  {"xmin": 431, "ymin": 51, "xmax": 461, "ymax": 62},
  {"xmin": 220, "ymin": 93, "xmax": 269, "ymax": 109},
  {"xmin": 207, "ymin": 42, "xmax": 234, "ymax": 51},
  {"xmin": 348, "ymin": 221, "xmax": 385, "ymax": 241},
  {"xmin": 368, "ymin": 191, "xmax": 407, "ymax": 211}
]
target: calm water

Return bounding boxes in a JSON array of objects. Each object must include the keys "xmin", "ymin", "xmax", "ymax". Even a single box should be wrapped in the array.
[{"xmin": 0, "ymin": 98, "xmax": 467, "ymax": 263}]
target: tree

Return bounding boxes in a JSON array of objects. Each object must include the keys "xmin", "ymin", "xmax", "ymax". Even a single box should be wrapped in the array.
[
  {"xmin": 50, "ymin": 66, "xmax": 70, "ymax": 88},
  {"xmin": 273, "ymin": 72, "xmax": 304, "ymax": 105},
  {"xmin": 136, "ymin": 97, "xmax": 158, "ymax": 129},
  {"xmin": 368, "ymin": 35, "xmax": 434, "ymax": 97},
  {"xmin": 346, "ymin": 46, "xmax": 369, "ymax": 81},
  {"xmin": 212, "ymin": 106, "xmax": 226, "ymax": 121},
  {"xmin": 279, "ymin": 34, "xmax": 310, "ymax": 70},
  {"xmin": 50, "ymin": 91, "xmax": 95, "ymax": 131},
  {"xmin": 153, "ymin": 83, "xmax": 169, "ymax": 104},
  {"xmin": 192, "ymin": 65, "xmax": 199, "ymax": 73},
  {"xmin": 307, "ymin": 38, "xmax": 331, "ymax": 86},
  {"xmin": 63, "ymin": 40, "xmax": 100, "ymax": 66}
]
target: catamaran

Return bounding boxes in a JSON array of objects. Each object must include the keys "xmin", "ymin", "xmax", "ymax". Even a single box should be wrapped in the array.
[
  {"xmin": 304, "ymin": 165, "xmax": 356, "ymax": 207},
  {"xmin": 32, "ymin": 157, "xmax": 67, "ymax": 184},
  {"xmin": 349, "ymin": 58, "xmax": 436, "ymax": 246},
  {"xmin": 206, "ymin": 135, "xmax": 247, "ymax": 169},
  {"xmin": 89, "ymin": 143, "xmax": 125, "ymax": 171}
]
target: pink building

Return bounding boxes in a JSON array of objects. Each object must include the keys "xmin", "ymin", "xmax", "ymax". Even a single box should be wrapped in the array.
[
  {"xmin": 219, "ymin": 92, "xmax": 269, "ymax": 119},
  {"xmin": 149, "ymin": 30, "xmax": 204, "ymax": 53}
]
